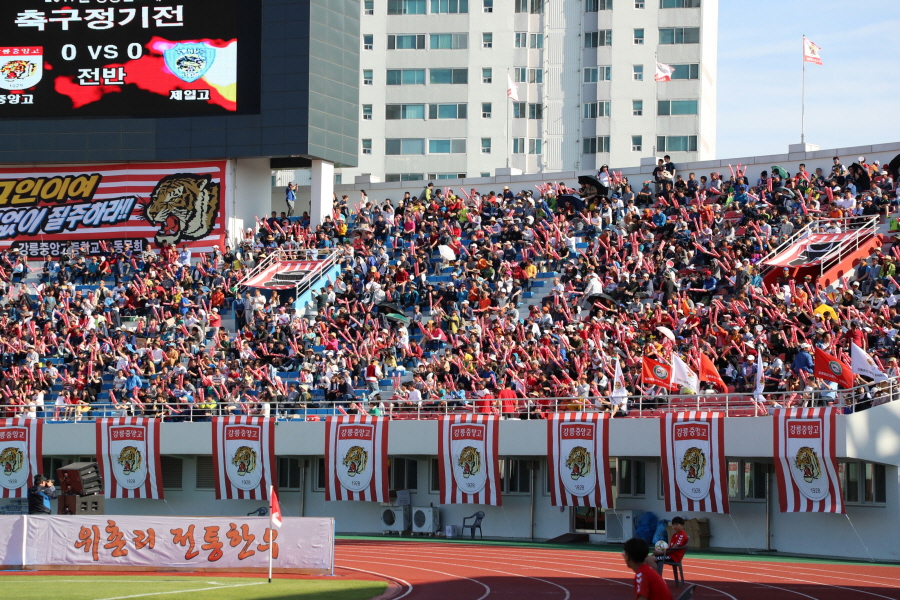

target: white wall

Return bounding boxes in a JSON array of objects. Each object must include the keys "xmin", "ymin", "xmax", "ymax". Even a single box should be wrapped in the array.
[{"xmin": 232, "ymin": 157, "xmax": 274, "ymax": 233}]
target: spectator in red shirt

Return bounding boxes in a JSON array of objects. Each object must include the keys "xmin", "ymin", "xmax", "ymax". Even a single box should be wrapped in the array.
[
  {"xmin": 651, "ymin": 516, "xmax": 689, "ymax": 575},
  {"xmin": 623, "ymin": 538, "xmax": 672, "ymax": 600}
]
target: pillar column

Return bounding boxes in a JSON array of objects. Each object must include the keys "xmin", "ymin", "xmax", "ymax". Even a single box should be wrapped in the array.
[{"xmin": 310, "ymin": 159, "xmax": 334, "ymax": 228}]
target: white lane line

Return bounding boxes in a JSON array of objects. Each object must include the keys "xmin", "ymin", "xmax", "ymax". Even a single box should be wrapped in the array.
[
  {"xmin": 336, "ymin": 557, "xmax": 489, "ymax": 600},
  {"xmin": 93, "ymin": 581, "xmax": 268, "ymax": 600},
  {"xmin": 339, "ymin": 565, "xmax": 414, "ymax": 600}
]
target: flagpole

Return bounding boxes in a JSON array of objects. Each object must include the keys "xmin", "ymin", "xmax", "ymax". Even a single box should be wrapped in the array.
[
  {"xmin": 268, "ymin": 484, "xmax": 273, "ymax": 584},
  {"xmin": 801, "ymin": 35, "xmax": 806, "ymax": 144},
  {"xmin": 506, "ymin": 68, "xmax": 511, "ymax": 168}
]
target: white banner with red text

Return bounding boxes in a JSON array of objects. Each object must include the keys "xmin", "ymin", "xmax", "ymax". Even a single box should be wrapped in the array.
[
  {"xmin": 438, "ymin": 415, "xmax": 502, "ymax": 506},
  {"xmin": 212, "ymin": 417, "xmax": 276, "ymax": 501},
  {"xmin": 0, "ymin": 516, "xmax": 333, "ymax": 573},
  {"xmin": 0, "ymin": 418, "xmax": 42, "ymax": 499},
  {"xmin": 660, "ymin": 412, "xmax": 729, "ymax": 513},
  {"xmin": 325, "ymin": 416, "xmax": 389, "ymax": 502},
  {"xmin": 547, "ymin": 413, "xmax": 613, "ymax": 508},
  {"xmin": 97, "ymin": 418, "xmax": 163, "ymax": 500},
  {"xmin": 774, "ymin": 408, "xmax": 843, "ymax": 513}
]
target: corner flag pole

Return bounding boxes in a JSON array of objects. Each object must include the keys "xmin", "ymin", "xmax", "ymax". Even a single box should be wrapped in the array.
[
  {"xmin": 268, "ymin": 485, "xmax": 274, "ymax": 584},
  {"xmin": 801, "ymin": 35, "xmax": 806, "ymax": 144}
]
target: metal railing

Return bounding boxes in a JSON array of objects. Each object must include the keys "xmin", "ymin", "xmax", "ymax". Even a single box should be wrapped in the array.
[
  {"xmin": 236, "ymin": 247, "xmax": 337, "ymax": 296},
  {"xmin": 815, "ymin": 215, "xmax": 879, "ymax": 280}
]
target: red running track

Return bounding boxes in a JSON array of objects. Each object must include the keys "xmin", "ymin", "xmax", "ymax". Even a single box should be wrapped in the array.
[{"xmin": 335, "ymin": 539, "xmax": 900, "ymax": 600}]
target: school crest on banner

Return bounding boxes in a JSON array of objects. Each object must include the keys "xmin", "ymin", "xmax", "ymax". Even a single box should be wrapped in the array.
[
  {"xmin": 325, "ymin": 416, "xmax": 389, "ymax": 502},
  {"xmin": 97, "ymin": 418, "xmax": 163, "ymax": 499},
  {"xmin": 660, "ymin": 412, "xmax": 728, "ymax": 513},
  {"xmin": 438, "ymin": 415, "xmax": 501, "ymax": 506},
  {"xmin": 547, "ymin": 413, "xmax": 613, "ymax": 508},
  {"xmin": 774, "ymin": 408, "xmax": 843, "ymax": 513},
  {"xmin": 0, "ymin": 418, "xmax": 42, "ymax": 498},
  {"xmin": 212, "ymin": 417, "xmax": 276, "ymax": 501}
]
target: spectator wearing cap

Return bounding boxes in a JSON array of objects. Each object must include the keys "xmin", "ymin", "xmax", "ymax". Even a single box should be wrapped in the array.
[{"xmin": 792, "ymin": 343, "xmax": 814, "ymax": 375}]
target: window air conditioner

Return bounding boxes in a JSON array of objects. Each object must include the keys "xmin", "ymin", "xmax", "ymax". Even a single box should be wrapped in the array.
[
  {"xmin": 381, "ymin": 505, "xmax": 410, "ymax": 534},
  {"xmin": 411, "ymin": 506, "xmax": 441, "ymax": 534}
]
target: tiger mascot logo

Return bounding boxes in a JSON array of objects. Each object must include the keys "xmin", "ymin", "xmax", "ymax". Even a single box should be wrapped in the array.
[
  {"xmin": 342, "ymin": 446, "xmax": 368, "ymax": 477},
  {"xmin": 565, "ymin": 446, "xmax": 591, "ymax": 480},
  {"xmin": 1, "ymin": 447, "xmax": 24, "ymax": 477},
  {"xmin": 145, "ymin": 174, "xmax": 220, "ymax": 246},
  {"xmin": 1, "ymin": 60, "xmax": 36, "ymax": 82},
  {"xmin": 681, "ymin": 447, "xmax": 706, "ymax": 483},
  {"xmin": 794, "ymin": 446, "xmax": 821, "ymax": 483},
  {"xmin": 458, "ymin": 446, "xmax": 481, "ymax": 478},
  {"xmin": 117, "ymin": 446, "xmax": 142, "ymax": 475},
  {"xmin": 232, "ymin": 446, "xmax": 257, "ymax": 476}
]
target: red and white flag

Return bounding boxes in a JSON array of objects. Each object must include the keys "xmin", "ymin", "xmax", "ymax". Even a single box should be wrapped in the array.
[
  {"xmin": 97, "ymin": 418, "xmax": 163, "ymax": 499},
  {"xmin": 774, "ymin": 408, "xmax": 843, "ymax": 513},
  {"xmin": 642, "ymin": 357, "xmax": 676, "ymax": 391},
  {"xmin": 325, "ymin": 416, "xmax": 389, "ymax": 502},
  {"xmin": 660, "ymin": 412, "xmax": 729, "ymax": 513},
  {"xmin": 547, "ymin": 413, "xmax": 613, "ymax": 508},
  {"xmin": 655, "ymin": 62, "xmax": 675, "ymax": 82},
  {"xmin": 803, "ymin": 37, "xmax": 822, "ymax": 65},
  {"xmin": 0, "ymin": 418, "xmax": 42, "ymax": 499},
  {"xmin": 699, "ymin": 353, "xmax": 726, "ymax": 390},
  {"xmin": 506, "ymin": 72, "xmax": 519, "ymax": 102},
  {"xmin": 438, "ymin": 415, "xmax": 502, "ymax": 506},
  {"xmin": 814, "ymin": 347, "xmax": 854, "ymax": 389},
  {"xmin": 270, "ymin": 486, "xmax": 283, "ymax": 527},
  {"xmin": 212, "ymin": 417, "xmax": 276, "ymax": 500}
]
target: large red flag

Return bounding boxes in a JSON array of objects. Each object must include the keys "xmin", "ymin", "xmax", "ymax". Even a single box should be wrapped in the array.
[
  {"xmin": 699, "ymin": 353, "xmax": 726, "ymax": 390},
  {"xmin": 813, "ymin": 347, "xmax": 853, "ymax": 388},
  {"xmin": 641, "ymin": 357, "xmax": 676, "ymax": 391},
  {"xmin": 270, "ymin": 486, "xmax": 283, "ymax": 527}
]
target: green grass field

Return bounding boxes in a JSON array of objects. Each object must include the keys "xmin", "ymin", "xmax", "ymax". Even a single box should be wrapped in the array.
[{"xmin": 0, "ymin": 576, "xmax": 386, "ymax": 600}]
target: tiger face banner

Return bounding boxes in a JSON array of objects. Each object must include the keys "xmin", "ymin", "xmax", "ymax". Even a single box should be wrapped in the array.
[
  {"xmin": 660, "ymin": 412, "xmax": 729, "ymax": 513},
  {"xmin": 774, "ymin": 408, "xmax": 843, "ymax": 513},
  {"xmin": 438, "ymin": 415, "xmax": 501, "ymax": 506},
  {"xmin": 0, "ymin": 418, "xmax": 42, "ymax": 498},
  {"xmin": 212, "ymin": 417, "xmax": 276, "ymax": 501},
  {"xmin": 547, "ymin": 413, "xmax": 613, "ymax": 508},
  {"xmin": 96, "ymin": 418, "xmax": 163, "ymax": 500},
  {"xmin": 324, "ymin": 416, "xmax": 389, "ymax": 502}
]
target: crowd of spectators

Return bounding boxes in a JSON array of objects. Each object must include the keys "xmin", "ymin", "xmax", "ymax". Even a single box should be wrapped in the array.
[{"xmin": 1, "ymin": 154, "xmax": 899, "ymax": 420}]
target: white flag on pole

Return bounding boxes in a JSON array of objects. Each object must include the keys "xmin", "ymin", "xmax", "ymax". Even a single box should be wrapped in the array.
[
  {"xmin": 654, "ymin": 62, "xmax": 675, "ymax": 82},
  {"xmin": 671, "ymin": 354, "xmax": 699, "ymax": 395},
  {"xmin": 507, "ymin": 72, "xmax": 519, "ymax": 102},
  {"xmin": 611, "ymin": 357, "xmax": 629, "ymax": 403},
  {"xmin": 753, "ymin": 353, "xmax": 765, "ymax": 403},
  {"xmin": 803, "ymin": 37, "xmax": 822, "ymax": 65},
  {"xmin": 851, "ymin": 343, "xmax": 887, "ymax": 382}
]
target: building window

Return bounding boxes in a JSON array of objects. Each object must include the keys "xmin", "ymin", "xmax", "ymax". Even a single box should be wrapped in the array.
[
  {"xmin": 160, "ymin": 456, "xmax": 183, "ymax": 490},
  {"xmin": 430, "ymin": 68, "xmax": 468, "ymax": 84},
  {"xmin": 839, "ymin": 461, "xmax": 887, "ymax": 504},
  {"xmin": 584, "ymin": 30, "xmax": 612, "ymax": 48},
  {"xmin": 515, "ymin": 0, "xmax": 528, "ymax": 12},
  {"xmin": 582, "ymin": 136, "xmax": 610, "ymax": 154},
  {"xmin": 385, "ymin": 173, "xmax": 425, "ymax": 182},
  {"xmin": 635, "ymin": 0, "xmax": 645, "ymax": 6},
  {"xmin": 633, "ymin": 65, "xmax": 643, "ymax": 81},
  {"xmin": 632, "ymin": 99, "xmax": 643, "ymax": 116},
  {"xmin": 726, "ymin": 461, "xmax": 767, "ymax": 501},
  {"xmin": 661, "ymin": 0, "xmax": 701, "ymax": 7},
  {"xmin": 499, "ymin": 459, "xmax": 532, "ymax": 494},
  {"xmin": 428, "ymin": 173, "xmax": 468, "ymax": 180},
  {"xmin": 482, "ymin": 68, "xmax": 492, "ymax": 83},
  {"xmin": 388, "ymin": 0, "xmax": 426, "ymax": 14},
  {"xmin": 388, "ymin": 457, "xmax": 418, "ymax": 491},
  {"xmin": 483, "ymin": 32, "xmax": 493, "ymax": 48},
  {"xmin": 363, "ymin": 34, "xmax": 374, "ymax": 50},
  {"xmin": 431, "ymin": 33, "xmax": 468, "ymax": 49},
  {"xmin": 586, "ymin": 0, "xmax": 613, "ymax": 10},
  {"xmin": 362, "ymin": 139, "xmax": 372, "ymax": 155},
  {"xmin": 512, "ymin": 102, "xmax": 526, "ymax": 118},
  {"xmin": 515, "ymin": 32, "xmax": 527, "ymax": 48},
  {"xmin": 386, "ymin": 69, "xmax": 426, "ymax": 85},
  {"xmin": 482, "ymin": 102, "xmax": 492, "ymax": 118},
  {"xmin": 429, "ymin": 103, "xmax": 467, "ymax": 119},
  {"xmin": 385, "ymin": 138, "xmax": 425, "ymax": 155},
  {"xmin": 583, "ymin": 101, "xmax": 610, "ymax": 118},
  {"xmin": 616, "ymin": 459, "xmax": 646, "ymax": 497},
  {"xmin": 429, "ymin": 138, "xmax": 467, "ymax": 154},
  {"xmin": 195, "ymin": 456, "xmax": 215, "ymax": 489},
  {"xmin": 334, "ymin": 174, "xmax": 342, "ymax": 185},
  {"xmin": 363, "ymin": 69, "xmax": 373, "ymax": 85},
  {"xmin": 481, "ymin": 138, "xmax": 492, "ymax": 153},
  {"xmin": 583, "ymin": 66, "xmax": 611, "ymax": 82},
  {"xmin": 658, "ymin": 99, "xmax": 699, "ymax": 115},
  {"xmin": 633, "ymin": 29, "xmax": 645, "ymax": 45},
  {"xmin": 362, "ymin": 104, "xmax": 373, "ymax": 120},
  {"xmin": 528, "ymin": 139, "xmax": 542, "ymax": 154},
  {"xmin": 431, "ymin": 0, "xmax": 469, "ymax": 12},
  {"xmin": 530, "ymin": 33, "xmax": 544, "ymax": 49},
  {"xmin": 365, "ymin": 0, "xmax": 375, "ymax": 14},
  {"xmin": 277, "ymin": 457, "xmax": 302, "ymax": 490},
  {"xmin": 313, "ymin": 458, "xmax": 326, "ymax": 491},
  {"xmin": 388, "ymin": 34, "xmax": 426, "ymax": 50},
  {"xmin": 530, "ymin": 0, "xmax": 543, "ymax": 13},
  {"xmin": 512, "ymin": 138, "xmax": 526, "ymax": 154},
  {"xmin": 513, "ymin": 67, "xmax": 526, "ymax": 83},
  {"xmin": 528, "ymin": 68, "xmax": 543, "ymax": 83},
  {"xmin": 483, "ymin": 0, "xmax": 493, "ymax": 12},
  {"xmin": 386, "ymin": 103, "xmax": 426, "ymax": 119},
  {"xmin": 656, "ymin": 135, "xmax": 698, "ymax": 152},
  {"xmin": 528, "ymin": 103, "xmax": 543, "ymax": 119},
  {"xmin": 671, "ymin": 63, "xmax": 701, "ymax": 79},
  {"xmin": 659, "ymin": 27, "xmax": 701, "ymax": 45},
  {"xmin": 631, "ymin": 135, "xmax": 642, "ymax": 151}
]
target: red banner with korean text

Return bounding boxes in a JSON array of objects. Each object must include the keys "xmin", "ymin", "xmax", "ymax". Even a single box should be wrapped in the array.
[
  {"xmin": 660, "ymin": 412, "xmax": 729, "ymax": 513},
  {"xmin": 0, "ymin": 161, "xmax": 228, "ymax": 258},
  {"xmin": 324, "ymin": 416, "xmax": 389, "ymax": 503},
  {"xmin": 96, "ymin": 418, "xmax": 163, "ymax": 500},
  {"xmin": 547, "ymin": 413, "xmax": 613, "ymax": 508},
  {"xmin": 438, "ymin": 415, "xmax": 501, "ymax": 506},
  {"xmin": 212, "ymin": 417, "xmax": 276, "ymax": 501},
  {"xmin": 774, "ymin": 408, "xmax": 843, "ymax": 513},
  {"xmin": 0, "ymin": 418, "xmax": 42, "ymax": 498}
]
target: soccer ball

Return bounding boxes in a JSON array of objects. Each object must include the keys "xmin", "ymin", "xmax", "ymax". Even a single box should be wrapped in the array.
[{"xmin": 654, "ymin": 540, "xmax": 669, "ymax": 554}]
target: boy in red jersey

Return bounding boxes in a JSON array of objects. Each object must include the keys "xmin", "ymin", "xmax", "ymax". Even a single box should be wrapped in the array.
[
  {"xmin": 650, "ymin": 516, "xmax": 690, "ymax": 575},
  {"xmin": 622, "ymin": 537, "xmax": 673, "ymax": 600}
]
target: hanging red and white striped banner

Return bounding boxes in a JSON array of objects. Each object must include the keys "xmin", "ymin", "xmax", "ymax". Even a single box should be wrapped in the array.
[
  {"xmin": 774, "ymin": 408, "xmax": 843, "ymax": 514},
  {"xmin": 547, "ymin": 413, "xmax": 613, "ymax": 508},
  {"xmin": 660, "ymin": 412, "xmax": 729, "ymax": 513},
  {"xmin": 96, "ymin": 418, "xmax": 163, "ymax": 500},
  {"xmin": 212, "ymin": 417, "xmax": 276, "ymax": 501},
  {"xmin": 438, "ymin": 415, "xmax": 501, "ymax": 506},
  {"xmin": 0, "ymin": 418, "xmax": 42, "ymax": 499},
  {"xmin": 325, "ymin": 416, "xmax": 389, "ymax": 502}
]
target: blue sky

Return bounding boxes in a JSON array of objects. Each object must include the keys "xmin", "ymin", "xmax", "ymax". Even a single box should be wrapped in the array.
[{"xmin": 716, "ymin": 0, "xmax": 900, "ymax": 158}]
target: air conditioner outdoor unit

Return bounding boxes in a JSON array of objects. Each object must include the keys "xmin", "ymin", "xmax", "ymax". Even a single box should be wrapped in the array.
[
  {"xmin": 411, "ymin": 506, "xmax": 440, "ymax": 534},
  {"xmin": 604, "ymin": 509, "xmax": 641, "ymax": 543},
  {"xmin": 381, "ymin": 506, "xmax": 410, "ymax": 533}
]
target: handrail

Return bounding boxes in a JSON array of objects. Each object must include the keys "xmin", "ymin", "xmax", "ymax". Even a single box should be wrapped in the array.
[
  {"xmin": 816, "ymin": 215, "xmax": 878, "ymax": 280},
  {"xmin": 236, "ymin": 247, "xmax": 287, "ymax": 292}
]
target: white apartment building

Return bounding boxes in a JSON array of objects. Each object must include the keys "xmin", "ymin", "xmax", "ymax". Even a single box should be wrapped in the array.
[{"xmin": 342, "ymin": 0, "xmax": 717, "ymax": 184}]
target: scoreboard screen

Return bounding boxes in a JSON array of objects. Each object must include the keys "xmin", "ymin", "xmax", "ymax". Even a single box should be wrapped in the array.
[{"xmin": 0, "ymin": 0, "xmax": 246, "ymax": 117}]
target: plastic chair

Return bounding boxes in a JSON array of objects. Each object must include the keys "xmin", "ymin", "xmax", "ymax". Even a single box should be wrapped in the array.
[
  {"xmin": 461, "ymin": 511, "xmax": 485, "ymax": 539},
  {"xmin": 675, "ymin": 584, "xmax": 695, "ymax": 600},
  {"xmin": 663, "ymin": 558, "xmax": 685, "ymax": 585},
  {"xmin": 247, "ymin": 507, "xmax": 268, "ymax": 517}
]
